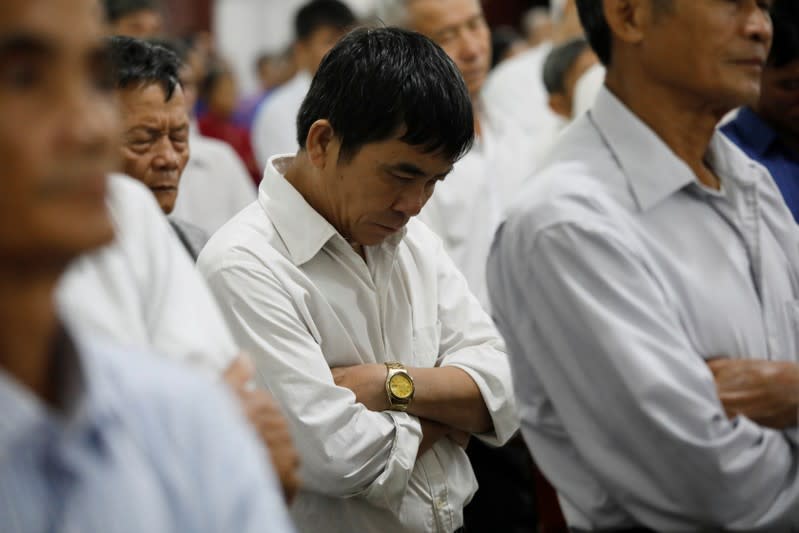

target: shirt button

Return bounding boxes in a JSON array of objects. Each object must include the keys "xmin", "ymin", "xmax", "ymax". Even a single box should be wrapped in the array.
[{"xmin": 435, "ymin": 497, "xmax": 446, "ymax": 510}]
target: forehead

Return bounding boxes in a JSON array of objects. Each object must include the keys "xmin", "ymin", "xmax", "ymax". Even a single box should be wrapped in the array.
[
  {"xmin": 0, "ymin": 0, "xmax": 105, "ymax": 49},
  {"xmin": 119, "ymin": 83, "xmax": 188, "ymax": 124},
  {"xmin": 407, "ymin": 0, "xmax": 483, "ymax": 34},
  {"xmin": 354, "ymin": 136, "xmax": 453, "ymax": 173}
]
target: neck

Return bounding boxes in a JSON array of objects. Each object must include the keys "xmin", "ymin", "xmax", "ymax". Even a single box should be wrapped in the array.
[
  {"xmin": 0, "ymin": 267, "xmax": 61, "ymax": 404},
  {"xmin": 605, "ymin": 66, "xmax": 727, "ymax": 189},
  {"xmin": 284, "ymin": 153, "xmax": 352, "ymax": 242}
]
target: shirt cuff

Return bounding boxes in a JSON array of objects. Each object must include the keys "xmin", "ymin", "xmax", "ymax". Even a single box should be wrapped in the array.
[{"xmin": 357, "ymin": 411, "xmax": 423, "ymax": 512}]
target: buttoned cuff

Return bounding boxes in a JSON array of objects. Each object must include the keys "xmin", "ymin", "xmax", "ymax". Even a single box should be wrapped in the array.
[
  {"xmin": 445, "ymin": 356, "xmax": 518, "ymax": 447},
  {"xmin": 357, "ymin": 411, "xmax": 422, "ymax": 512}
]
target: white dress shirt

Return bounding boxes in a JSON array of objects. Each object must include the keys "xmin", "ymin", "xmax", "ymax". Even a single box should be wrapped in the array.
[
  {"xmin": 171, "ymin": 132, "xmax": 256, "ymax": 235},
  {"xmin": 58, "ymin": 175, "xmax": 237, "ymax": 375},
  {"xmin": 488, "ymin": 87, "xmax": 799, "ymax": 530},
  {"xmin": 481, "ymin": 43, "xmax": 560, "ymax": 149},
  {"xmin": 418, "ymin": 107, "xmax": 537, "ymax": 311},
  {"xmin": 251, "ymin": 71, "xmax": 311, "ymax": 169},
  {"xmin": 198, "ymin": 156, "xmax": 517, "ymax": 533}
]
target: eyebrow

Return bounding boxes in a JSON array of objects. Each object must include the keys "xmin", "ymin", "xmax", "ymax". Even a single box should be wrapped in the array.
[
  {"xmin": 383, "ymin": 162, "xmax": 452, "ymax": 180},
  {"xmin": 433, "ymin": 14, "xmax": 484, "ymax": 39},
  {"xmin": 0, "ymin": 33, "xmax": 56, "ymax": 58}
]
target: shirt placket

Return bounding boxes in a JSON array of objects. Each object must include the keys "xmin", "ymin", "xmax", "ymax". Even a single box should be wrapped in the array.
[{"xmin": 705, "ymin": 182, "xmax": 775, "ymax": 358}]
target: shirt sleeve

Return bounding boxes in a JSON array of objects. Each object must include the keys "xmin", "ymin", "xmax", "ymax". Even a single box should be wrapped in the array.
[
  {"xmin": 179, "ymin": 375, "xmax": 297, "ymax": 533},
  {"xmin": 488, "ymin": 218, "xmax": 799, "ymax": 530},
  {"xmin": 431, "ymin": 234, "xmax": 518, "ymax": 447},
  {"xmin": 126, "ymin": 187, "xmax": 237, "ymax": 374},
  {"xmin": 202, "ymin": 261, "xmax": 423, "ymax": 513}
]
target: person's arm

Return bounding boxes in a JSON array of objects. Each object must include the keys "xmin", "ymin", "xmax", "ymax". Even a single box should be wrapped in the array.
[
  {"xmin": 488, "ymin": 217, "xmax": 799, "ymax": 530},
  {"xmin": 179, "ymin": 373, "xmax": 297, "ymax": 533},
  {"xmin": 332, "ymin": 364, "xmax": 492, "ymax": 434},
  {"xmin": 707, "ymin": 358, "xmax": 799, "ymax": 429},
  {"xmin": 223, "ymin": 355, "xmax": 301, "ymax": 503},
  {"xmin": 332, "ymin": 229, "xmax": 517, "ymax": 443},
  {"xmin": 116, "ymin": 175, "xmax": 238, "ymax": 373},
  {"xmin": 200, "ymin": 260, "xmax": 422, "ymax": 512}
]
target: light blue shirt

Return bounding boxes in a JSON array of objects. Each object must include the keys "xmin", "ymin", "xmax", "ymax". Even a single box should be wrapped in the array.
[
  {"xmin": 0, "ymin": 330, "xmax": 296, "ymax": 533},
  {"xmin": 488, "ymin": 87, "xmax": 799, "ymax": 531}
]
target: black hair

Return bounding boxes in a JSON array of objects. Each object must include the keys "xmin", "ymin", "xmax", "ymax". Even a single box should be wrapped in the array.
[
  {"xmin": 295, "ymin": 0, "xmax": 356, "ymax": 42},
  {"xmin": 491, "ymin": 27, "xmax": 524, "ymax": 69},
  {"xmin": 542, "ymin": 37, "xmax": 590, "ymax": 94},
  {"xmin": 297, "ymin": 27, "xmax": 474, "ymax": 163},
  {"xmin": 147, "ymin": 37, "xmax": 188, "ymax": 65},
  {"xmin": 770, "ymin": 0, "xmax": 799, "ymax": 68},
  {"xmin": 199, "ymin": 61, "xmax": 232, "ymax": 102},
  {"xmin": 575, "ymin": 0, "xmax": 673, "ymax": 66},
  {"xmin": 108, "ymin": 35, "xmax": 181, "ymax": 101},
  {"xmin": 575, "ymin": 0, "xmax": 611, "ymax": 66},
  {"xmin": 103, "ymin": 0, "xmax": 159, "ymax": 23}
]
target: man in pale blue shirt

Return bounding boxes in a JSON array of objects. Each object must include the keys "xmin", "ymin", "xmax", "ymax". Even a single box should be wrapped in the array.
[
  {"xmin": 489, "ymin": 0, "xmax": 799, "ymax": 531},
  {"xmin": 0, "ymin": 1, "xmax": 295, "ymax": 531},
  {"xmin": 723, "ymin": 0, "xmax": 799, "ymax": 222}
]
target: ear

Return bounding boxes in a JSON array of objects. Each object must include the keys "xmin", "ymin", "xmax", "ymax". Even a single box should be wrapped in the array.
[
  {"xmin": 548, "ymin": 93, "xmax": 572, "ymax": 119},
  {"xmin": 305, "ymin": 119, "xmax": 338, "ymax": 170},
  {"xmin": 603, "ymin": 0, "xmax": 648, "ymax": 47}
]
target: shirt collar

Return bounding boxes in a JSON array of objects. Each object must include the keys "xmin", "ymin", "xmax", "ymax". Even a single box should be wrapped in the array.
[
  {"xmin": 259, "ymin": 156, "xmax": 410, "ymax": 266},
  {"xmin": 590, "ymin": 87, "xmax": 761, "ymax": 211},
  {"xmin": 0, "ymin": 326, "xmax": 118, "ymax": 460},
  {"xmin": 590, "ymin": 86, "xmax": 702, "ymax": 211},
  {"xmin": 730, "ymin": 106, "xmax": 779, "ymax": 157},
  {"xmin": 259, "ymin": 156, "xmax": 340, "ymax": 266}
]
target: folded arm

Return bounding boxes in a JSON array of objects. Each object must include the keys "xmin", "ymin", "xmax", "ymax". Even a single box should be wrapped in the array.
[
  {"xmin": 202, "ymin": 262, "xmax": 422, "ymax": 511},
  {"xmin": 488, "ymin": 219, "xmax": 799, "ymax": 530}
]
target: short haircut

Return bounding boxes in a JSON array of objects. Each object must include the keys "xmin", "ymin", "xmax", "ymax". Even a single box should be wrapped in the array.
[
  {"xmin": 576, "ymin": 0, "xmax": 672, "ymax": 66},
  {"xmin": 147, "ymin": 37, "xmax": 188, "ymax": 65},
  {"xmin": 199, "ymin": 62, "xmax": 231, "ymax": 101},
  {"xmin": 296, "ymin": 27, "xmax": 474, "ymax": 162},
  {"xmin": 108, "ymin": 36, "xmax": 181, "ymax": 101},
  {"xmin": 491, "ymin": 27, "xmax": 524, "ymax": 68},
  {"xmin": 542, "ymin": 37, "xmax": 590, "ymax": 94},
  {"xmin": 770, "ymin": 0, "xmax": 799, "ymax": 68},
  {"xmin": 103, "ymin": 0, "xmax": 159, "ymax": 23},
  {"xmin": 294, "ymin": 0, "xmax": 356, "ymax": 42}
]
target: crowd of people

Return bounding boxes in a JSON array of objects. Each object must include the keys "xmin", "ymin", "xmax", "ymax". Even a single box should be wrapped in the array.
[{"xmin": 1, "ymin": 0, "xmax": 798, "ymax": 532}]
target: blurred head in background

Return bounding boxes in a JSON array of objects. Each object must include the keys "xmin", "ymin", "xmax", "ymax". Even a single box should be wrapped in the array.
[
  {"xmin": 522, "ymin": 7, "xmax": 553, "ymax": 47},
  {"xmin": 542, "ymin": 37, "xmax": 598, "ymax": 119},
  {"xmin": 755, "ymin": 0, "xmax": 799, "ymax": 145},
  {"xmin": 104, "ymin": 0, "xmax": 163, "ymax": 38},
  {"xmin": 0, "ymin": 0, "xmax": 119, "ymax": 271},
  {"xmin": 109, "ymin": 36, "xmax": 189, "ymax": 214},
  {"xmin": 294, "ymin": 0, "xmax": 356, "ymax": 76},
  {"xmin": 491, "ymin": 26, "xmax": 528, "ymax": 69},
  {"xmin": 375, "ymin": 0, "xmax": 491, "ymax": 100}
]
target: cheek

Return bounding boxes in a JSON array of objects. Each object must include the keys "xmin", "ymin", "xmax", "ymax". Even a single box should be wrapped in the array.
[{"xmin": 120, "ymin": 150, "xmax": 152, "ymax": 183}]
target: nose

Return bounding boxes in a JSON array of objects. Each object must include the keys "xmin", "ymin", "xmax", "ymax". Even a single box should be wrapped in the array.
[
  {"xmin": 743, "ymin": 1, "xmax": 773, "ymax": 45},
  {"xmin": 458, "ymin": 29, "xmax": 482, "ymax": 64},
  {"xmin": 152, "ymin": 137, "xmax": 181, "ymax": 170},
  {"xmin": 394, "ymin": 183, "xmax": 429, "ymax": 219}
]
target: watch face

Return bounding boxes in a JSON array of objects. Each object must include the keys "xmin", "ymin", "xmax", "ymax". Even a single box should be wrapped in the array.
[{"xmin": 389, "ymin": 373, "xmax": 413, "ymax": 399}]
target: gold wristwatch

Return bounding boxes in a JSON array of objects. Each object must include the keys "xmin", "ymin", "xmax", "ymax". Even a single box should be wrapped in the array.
[{"xmin": 384, "ymin": 362, "xmax": 415, "ymax": 411}]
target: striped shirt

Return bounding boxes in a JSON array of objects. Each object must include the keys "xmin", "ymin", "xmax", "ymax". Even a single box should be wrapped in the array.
[{"xmin": 0, "ymin": 329, "xmax": 296, "ymax": 533}]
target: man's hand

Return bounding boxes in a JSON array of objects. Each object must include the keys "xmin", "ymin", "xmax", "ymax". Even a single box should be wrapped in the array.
[
  {"xmin": 331, "ymin": 363, "xmax": 389, "ymax": 411},
  {"xmin": 707, "ymin": 358, "xmax": 799, "ymax": 430},
  {"xmin": 224, "ymin": 355, "xmax": 302, "ymax": 503}
]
